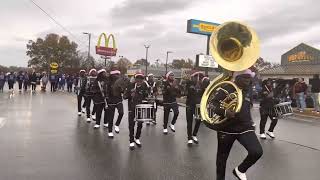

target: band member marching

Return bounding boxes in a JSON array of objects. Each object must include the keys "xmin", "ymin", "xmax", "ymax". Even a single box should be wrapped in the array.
[
  {"xmin": 92, "ymin": 69, "xmax": 109, "ymax": 129},
  {"xmin": 259, "ymin": 79, "xmax": 278, "ymax": 139},
  {"xmin": 17, "ymin": 71, "xmax": 25, "ymax": 92},
  {"xmin": 162, "ymin": 71, "xmax": 180, "ymax": 134},
  {"xmin": 185, "ymin": 71, "xmax": 207, "ymax": 145},
  {"xmin": 124, "ymin": 71, "xmax": 149, "ymax": 150},
  {"xmin": 205, "ymin": 69, "xmax": 263, "ymax": 180},
  {"xmin": 76, "ymin": 70, "xmax": 87, "ymax": 116},
  {"xmin": 106, "ymin": 70, "xmax": 124, "ymax": 134},
  {"xmin": 84, "ymin": 69, "xmax": 97, "ymax": 122},
  {"xmin": 145, "ymin": 73, "xmax": 158, "ymax": 125}
]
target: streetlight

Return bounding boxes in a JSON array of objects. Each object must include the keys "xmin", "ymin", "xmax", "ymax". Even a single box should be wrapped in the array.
[
  {"xmin": 83, "ymin": 32, "xmax": 91, "ymax": 66},
  {"xmin": 165, "ymin": 51, "xmax": 173, "ymax": 75},
  {"xmin": 144, "ymin": 45, "xmax": 150, "ymax": 75}
]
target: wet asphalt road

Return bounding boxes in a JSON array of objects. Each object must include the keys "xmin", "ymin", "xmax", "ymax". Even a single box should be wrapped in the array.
[{"xmin": 0, "ymin": 90, "xmax": 319, "ymax": 180}]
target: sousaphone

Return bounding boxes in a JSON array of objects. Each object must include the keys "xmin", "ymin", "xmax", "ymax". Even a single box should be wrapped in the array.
[{"xmin": 200, "ymin": 21, "xmax": 260, "ymax": 129}]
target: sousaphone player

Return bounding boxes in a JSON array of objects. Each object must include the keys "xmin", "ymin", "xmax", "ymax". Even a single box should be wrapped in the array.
[{"xmin": 200, "ymin": 22, "xmax": 263, "ymax": 180}]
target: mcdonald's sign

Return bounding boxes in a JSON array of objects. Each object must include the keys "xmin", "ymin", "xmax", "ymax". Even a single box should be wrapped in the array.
[{"xmin": 95, "ymin": 33, "xmax": 117, "ymax": 56}]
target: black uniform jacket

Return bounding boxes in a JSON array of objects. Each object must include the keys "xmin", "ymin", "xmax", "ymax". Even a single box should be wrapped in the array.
[
  {"xmin": 186, "ymin": 80, "xmax": 205, "ymax": 106},
  {"xmin": 162, "ymin": 80, "xmax": 181, "ymax": 104},
  {"xmin": 124, "ymin": 82, "xmax": 149, "ymax": 109},
  {"xmin": 92, "ymin": 79, "xmax": 108, "ymax": 104}
]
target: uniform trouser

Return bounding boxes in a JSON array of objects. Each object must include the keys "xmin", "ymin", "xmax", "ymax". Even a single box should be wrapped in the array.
[
  {"xmin": 85, "ymin": 96, "xmax": 94, "ymax": 118},
  {"xmin": 51, "ymin": 82, "xmax": 56, "ymax": 92},
  {"xmin": 259, "ymin": 108, "xmax": 278, "ymax": 134},
  {"xmin": 77, "ymin": 94, "xmax": 85, "ymax": 112},
  {"xmin": 163, "ymin": 103, "xmax": 179, "ymax": 129},
  {"xmin": 216, "ymin": 131, "xmax": 263, "ymax": 180},
  {"xmin": 107, "ymin": 102, "xmax": 124, "ymax": 132},
  {"xmin": 8, "ymin": 82, "xmax": 14, "ymax": 90},
  {"xmin": 94, "ymin": 103, "xmax": 105, "ymax": 125},
  {"xmin": 129, "ymin": 106, "xmax": 143, "ymax": 143},
  {"xmin": 18, "ymin": 81, "xmax": 23, "ymax": 90},
  {"xmin": 186, "ymin": 105, "xmax": 201, "ymax": 140}
]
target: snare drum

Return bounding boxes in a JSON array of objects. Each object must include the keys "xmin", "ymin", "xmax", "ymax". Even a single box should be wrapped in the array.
[
  {"xmin": 273, "ymin": 102, "xmax": 293, "ymax": 118},
  {"xmin": 135, "ymin": 104, "xmax": 154, "ymax": 122}
]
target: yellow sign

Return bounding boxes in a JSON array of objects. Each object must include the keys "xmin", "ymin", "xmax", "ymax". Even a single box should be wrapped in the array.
[
  {"xmin": 288, "ymin": 51, "xmax": 314, "ymax": 62},
  {"xmin": 50, "ymin": 69, "xmax": 57, "ymax": 74},
  {"xmin": 50, "ymin": 62, "xmax": 59, "ymax": 69},
  {"xmin": 97, "ymin": 33, "xmax": 116, "ymax": 48},
  {"xmin": 193, "ymin": 23, "xmax": 217, "ymax": 33}
]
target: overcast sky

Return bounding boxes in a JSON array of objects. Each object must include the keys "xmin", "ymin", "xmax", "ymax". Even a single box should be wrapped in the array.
[{"xmin": 0, "ymin": 0, "xmax": 320, "ymax": 67}]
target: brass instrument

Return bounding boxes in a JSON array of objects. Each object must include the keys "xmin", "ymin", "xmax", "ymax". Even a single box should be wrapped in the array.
[{"xmin": 200, "ymin": 21, "xmax": 260, "ymax": 128}]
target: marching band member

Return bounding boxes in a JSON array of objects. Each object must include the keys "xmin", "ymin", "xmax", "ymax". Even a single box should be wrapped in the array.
[
  {"xmin": 162, "ymin": 71, "xmax": 180, "ymax": 134},
  {"xmin": 92, "ymin": 69, "xmax": 108, "ymax": 129},
  {"xmin": 185, "ymin": 71, "xmax": 206, "ymax": 145},
  {"xmin": 76, "ymin": 70, "xmax": 87, "ymax": 116},
  {"xmin": 106, "ymin": 70, "xmax": 124, "ymax": 134},
  {"xmin": 145, "ymin": 73, "xmax": 158, "ymax": 125},
  {"xmin": 124, "ymin": 71, "xmax": 149, "ymax": 150},
  {"xmin": 84, "ymin": 69, "xmax": 97, "ymax": 122},
  {"xmin": 205, "ymin": 69, "xmax": 263, "ymax": 180},
  {"xmin": 259, "ymin": 79, "xmax": 278, "ymax": 139}
]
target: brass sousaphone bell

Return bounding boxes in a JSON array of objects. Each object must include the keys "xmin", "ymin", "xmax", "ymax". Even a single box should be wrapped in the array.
[{"xmin": 200, "ymin": 21, "xmax": 260, "ymax": 128}]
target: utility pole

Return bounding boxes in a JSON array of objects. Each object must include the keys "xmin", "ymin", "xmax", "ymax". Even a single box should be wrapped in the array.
[
  {"xmin": 165, "ymin": 51, "xmax": 173, "ymax": 75},
  {"xmin": 83, "ymin": 32, "xmax": 91, "ymax": 67},
  {"xmin": 144, "ymin": 45, "xmax": 150, "ymax": 75}
]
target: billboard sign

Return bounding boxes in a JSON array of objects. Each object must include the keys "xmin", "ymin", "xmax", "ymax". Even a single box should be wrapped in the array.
[
  {"xmin": 96, "ymin": 33, "xmax": 117, "ymax": 57},
  {"xmin": 187, "ymin": 19, "xmax": 220, "ymax": 36},
  {"xmin": 196, "ymin": 54, "xmax": 218, "ymax": 68}
]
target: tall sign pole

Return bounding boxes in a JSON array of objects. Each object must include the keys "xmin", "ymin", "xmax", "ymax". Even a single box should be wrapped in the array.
[{"xmin": 144, "ymin": 45, "xmax": 150, "ymax": 75}]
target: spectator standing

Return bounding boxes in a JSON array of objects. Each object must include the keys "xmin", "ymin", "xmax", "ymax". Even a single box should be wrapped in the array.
[
  {"xmin": 67, "ymin": 74, "xmax": 74, "ymax": 92},
  {"xmin": 7, "ymin": 72, "xmax": 16, "ymax": 93},
  {"xmin": 17, "ymin": 71, "xmax": 25, "ymax": 92},
  {"xmin": 41, "ymin": 72, "xmax": 49, "ymax": 91},
  {"xmin": 310, "ymin": 74, "xmax": 320, "ymax": 114},
  {"xmin": 50, "ymin": 74, "xmax": 57, "ymax": 92},
  {"xmin": 293, "ymin": 78, "xmax": 308, "ymax": 112},
  {"xmin": 0, "ymin": 72, "xmax": 6, "ymax": 92},
  {"xmin": 30, "ymin": 72, "xmax": 37, "ymax": 92}
]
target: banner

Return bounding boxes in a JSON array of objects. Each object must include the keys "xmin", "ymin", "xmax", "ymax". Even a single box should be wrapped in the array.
[{"xmin": 96, "ymin": 33, "xmax": 117, "ymax": 57}]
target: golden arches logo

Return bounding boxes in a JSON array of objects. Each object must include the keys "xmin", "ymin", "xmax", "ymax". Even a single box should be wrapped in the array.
[{"xmin": 96, "ymin": 33, "xmax": 117, "ymax": 57}]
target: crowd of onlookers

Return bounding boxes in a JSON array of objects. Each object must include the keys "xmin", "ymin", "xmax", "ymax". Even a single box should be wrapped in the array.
[
  {"xmin": 0, "ymin": 71, "xmax": 80, "ymax": 93},
  {"xmin": 252, "ymin": 75, "xmax": 320, "ymax": 114}
]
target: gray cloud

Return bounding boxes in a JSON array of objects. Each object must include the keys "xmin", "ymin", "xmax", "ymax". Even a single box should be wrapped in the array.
[
  {"xmin": 249, "ymin": 0, "xmax": 320, "ymax": 42},
  {"xmin": 109, "ymin": 0, "xmax": 196, "ymax": 26}
]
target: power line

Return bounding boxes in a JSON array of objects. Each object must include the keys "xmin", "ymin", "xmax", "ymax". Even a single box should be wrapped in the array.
[{"xmin": 28, "ymin": 0, "xmax": 87, "ymax": 47}]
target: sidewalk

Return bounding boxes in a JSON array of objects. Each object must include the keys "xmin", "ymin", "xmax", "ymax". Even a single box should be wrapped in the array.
[{"xmin": 293, "ymin": 108, "xmax": 320, "ymax": 119}]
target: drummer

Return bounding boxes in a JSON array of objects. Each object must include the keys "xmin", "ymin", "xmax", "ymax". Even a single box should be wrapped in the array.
[
  {"xmin": 259, "ymin": 79, "xmax": 278, "ymax": 139},
  {"xmin": 124, "ymin": 70, "xmax": 149, "ymax": 150},
  {"xmin": 145, "ymin": 73, "xmax": 158, "ymax": 125},
  {"xmin": 185, "ymin": 71, "xmax": 206, "ymax": 146}
]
